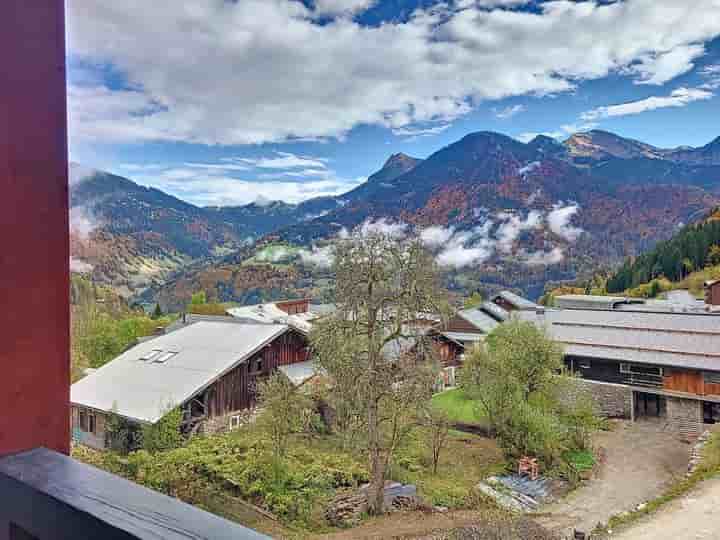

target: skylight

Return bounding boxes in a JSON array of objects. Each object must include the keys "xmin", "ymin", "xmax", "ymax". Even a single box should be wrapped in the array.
[
  {"xmin": 152, "ymin": 351, "xmax": 178, "ymax": 364},
  {"xmin": 139, "ymin": 349, "xmax": 163, "ymax": 362}
]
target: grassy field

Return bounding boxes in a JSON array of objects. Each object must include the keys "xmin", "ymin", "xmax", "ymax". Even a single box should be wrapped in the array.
[{"xmin": 431, "ymin": 388, "xmax": 487, "ymax": 426}]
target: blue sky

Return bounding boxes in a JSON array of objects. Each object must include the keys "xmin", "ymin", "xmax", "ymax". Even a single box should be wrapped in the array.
[{"xmin": 67, "ymin": 1, "xmax": 720, "ymax": 207}]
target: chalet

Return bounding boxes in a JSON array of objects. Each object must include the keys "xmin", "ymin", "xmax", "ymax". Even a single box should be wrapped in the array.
[
  {"xmin": 226, "ymin": 298, "xmax": 332, "ymax": 334},
  {"xmin": 70, "ymin": 321, "xmax": 310, "ymax": 450},
  {"xmin": 432, "ymin": 300, "xmax": 509, "ymax": 365},
  {"xmin": 518, "ymin": 308, "xmax": 720, "ymax": 439}
]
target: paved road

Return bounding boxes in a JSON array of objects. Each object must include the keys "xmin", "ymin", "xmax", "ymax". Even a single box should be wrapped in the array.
[{"xmin": 613, "ymin": 477, "xmax": 720, "ymax": 540}]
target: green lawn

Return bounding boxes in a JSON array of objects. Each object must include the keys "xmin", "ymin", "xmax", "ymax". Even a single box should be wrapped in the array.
[{"xmin": 431, "ymin": 388, "xmax": 486, "ymax": 426}]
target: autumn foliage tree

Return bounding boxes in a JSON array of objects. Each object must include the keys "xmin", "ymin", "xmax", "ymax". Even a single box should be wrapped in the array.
[{"xmin": 311, "ymin": 231, "xmax": 448, "ymax": 515}]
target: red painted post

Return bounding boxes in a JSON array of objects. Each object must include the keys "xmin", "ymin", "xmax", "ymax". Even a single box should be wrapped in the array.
[{"xmin": 0, "ymin": 2, "xmax": 70, "ymax": 455}]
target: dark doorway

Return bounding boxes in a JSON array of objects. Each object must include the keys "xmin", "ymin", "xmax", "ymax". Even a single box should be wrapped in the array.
[
  {"xmin": 634, "ymin": 392, "xmax": 666, "ymax": 418},
  {"xmin": 703, "ymin": 402, "xmax": 720, "ymax": 424}
]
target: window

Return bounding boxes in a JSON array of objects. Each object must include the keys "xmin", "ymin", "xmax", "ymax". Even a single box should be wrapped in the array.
[
  {"xmin": 704, "ymin": 371, "xmax": 720, "ymax": 385},
  {"xmin": 578, "ymin": 360, "xmax": 592, "ymax": 369},
  {"xmin": 620, "ymin": 363, "xmax": 662, "ymax": 376},
  {"xmin": 229, "ymin": 415, "xmax": 242, "ymax": 430},
  {"xmin": 250, "ymin": 356, "xmax": 263, "ymax": 373},
  {"xmin": 78, "ymin": 410, "xmax": 96, "ymax": 434}
]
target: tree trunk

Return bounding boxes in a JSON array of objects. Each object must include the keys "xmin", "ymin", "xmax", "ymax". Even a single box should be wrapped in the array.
[{"xmin": 367, "ymin": 395, "xmax": 386, "ymax": 515}]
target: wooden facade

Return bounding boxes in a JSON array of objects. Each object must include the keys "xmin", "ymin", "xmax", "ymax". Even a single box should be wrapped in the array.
[
  {"xmin": 199, "ymin": 329, "xmax": 309, "ymax": 418},
  {"xmin": 705, "ymin": 281, "xmax": 720, "ymax": 306},
  {"xmin": 276, "ymin": 298, "xmax": 310, "ymax": 315}
]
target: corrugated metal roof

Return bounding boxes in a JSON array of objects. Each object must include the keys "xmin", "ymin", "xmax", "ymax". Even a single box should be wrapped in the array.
[
  {"xmin": 458, "ymin": 308, "xmax": 500, "ymax": 333},
  {"xmin": 517, "ymin": 309, "xmax": 720, "ymax": 371},
  {"xmin": 71, "ymin": 322, "xmax": 289, "ymax": 424}
]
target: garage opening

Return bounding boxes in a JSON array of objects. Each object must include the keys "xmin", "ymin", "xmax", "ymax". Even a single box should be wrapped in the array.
[{"xmin": 634, "ymin": 392, "xmax": 666, "ymax": 419}]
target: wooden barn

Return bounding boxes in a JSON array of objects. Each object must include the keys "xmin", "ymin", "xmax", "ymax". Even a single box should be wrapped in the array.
[{"xmin": 70, "ymin": 321, "xmax": 310, "ymax": 449}]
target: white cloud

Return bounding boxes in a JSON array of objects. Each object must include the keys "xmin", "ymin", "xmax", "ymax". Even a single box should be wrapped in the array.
[
  {"xmin": 630, "ymin": 44, "xmax": 707, "ymax": 85},
  {"xmin": 495, "ymin": 210, "xmax": 542, "ymax": 252},
  {"xmin": 131, "ymin": 167, "xmax": 363, "ymax": 206},
  {"xmin": 518, "ymin": 161, "xmax": 541, "ymax": 175},
  {"xmin": 700, "ymin": 63, "xmax": 720, "ymax": 90},
  {"xmin": 580, "ymin": 87, "xmax": 713, "ymax": 121},
  {"xmin": 420, "ymin": 225, "xmax": 457, "ymax": 248},
  {"xmin": 67, "ymin": 0, "xmax": 720, "ymax": 146},
  {"xmin": 237, "ymin": 152, "xmax": 329, "ymax": 170},
  {"xmin": 494, "ymin": 104, "xmax": 525, "ymax": 119},
  {"xmin": 314, "ymin": 0, "xmax": 376, "ymax": 16},
  {"xmin": 393, "ymin": 124, "xmax": 452, "ymax": 140},
  {"xmin": 436, "ymin": 243, "xmax": 492, "ymax": 268},
  {"xmin": 523, "ymin": 246, "xmax": 564, "ymax": 266},
  {"xmin": 298, "ymin": 245, "xmax": 335, "ymax": 267},
  {"xmin": 547, "ymin": 202, "xmax": 584, "ymax": 242},
  {"xmin": 359, "ymin": 218, "xmax": 408, "ymax": 238}
]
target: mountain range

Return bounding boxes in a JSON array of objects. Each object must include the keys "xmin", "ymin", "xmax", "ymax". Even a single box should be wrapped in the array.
[{"xmin": 70, "ymin": 130, "xmax": 720, "ymax": 303}]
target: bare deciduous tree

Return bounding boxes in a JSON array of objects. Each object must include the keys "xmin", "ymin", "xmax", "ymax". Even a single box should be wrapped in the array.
[{"xmin": 311, "ymin": 232, "xmax": 448, "ymax": 515}]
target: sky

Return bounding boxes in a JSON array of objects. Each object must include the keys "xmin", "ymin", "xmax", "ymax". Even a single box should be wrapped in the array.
[{"xmin": 67, "ymin": 0, "xmax": 720, "ymax": 207}]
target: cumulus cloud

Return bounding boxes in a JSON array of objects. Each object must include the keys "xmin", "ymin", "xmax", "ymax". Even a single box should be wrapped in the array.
[
  {"xmin": 420, "ymin": 225, "xmax": 457, "ymax": 248},
  {"xmin": 313, "ymin": 0, "xmax": 376, "ymax": 16},
  {"xmin": 494, "ymin": 104, "xmax": 525, "ymax": 119},
  {"xmin": 580, "ymin": 87, "xmax": 713, "ymax": 121},
  {"xmin": 496, "ymin": 210, "xmax": 542, "ymax": 252},
  {"xmin": 523, "ymin": 246, "xmax": 564, "ymax": 266},
  {"xmin": 67, "ymin": 0, "xmax": 720, "ymax": 146},
  {"xmin": 298, "ymin": 245, "xmax": 335, "ymax": 267},
  {"xmin": 359, "ymin": 218, "xmax": 408, "ymax": 238},
  {"xmin": 547, "ymin": 202, "xmax": 584, "ymax": 241}
]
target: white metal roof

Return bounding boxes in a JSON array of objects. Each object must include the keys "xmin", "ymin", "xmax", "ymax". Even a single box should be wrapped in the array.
[
  {"xmin": 226, "ymin": 303, "xmax": 316, "ymax": 333},
  {"xmin": 441, "ymin": 331, "xmax": 485, "ymax": 344},
  {"xmin": 71, "ymin": 322, "xmax": 288, "ymax": 424}
]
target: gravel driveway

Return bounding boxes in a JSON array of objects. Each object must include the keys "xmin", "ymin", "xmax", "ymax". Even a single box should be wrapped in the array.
[
  {"xmin": 535, "ymin": 419, "xmax": 690, "ymax": 537},
  {"xmin": 612, "ymin": 477, "xmax": 720, "ymax": 540}
]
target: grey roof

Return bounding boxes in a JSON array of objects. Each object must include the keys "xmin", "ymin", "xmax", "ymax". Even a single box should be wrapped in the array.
[
  {"xmin": 554, "ymin": 295, "xmax": 643, "ymax": 311},
  {"xmin": 492, "ymin": 291, "xmax": 539, "ymax": 310},
  {"xmin": 458, "ymin": 308, "xmax": 501, "ymax": 333},
  {"xmin": 278, "ymin": 361, "xmax": 320, "ymax": 387},
  {"xmin": 517, "ymin": 309, "xmax": 720, "ymax": 371},
  {"xmin": 71, "ymin": 322, "xmax": 289, "ymax": 423},
  {"xmin": 164, "ymin": 313, "xmax": 252, "ymax": 334},
  {"xmin": 441, "ymin": 331, "xmax": 485, "ymax": 344},
  {"xmin": 481, "ymin": 301, "xmax": 509, "ymax": 321}
]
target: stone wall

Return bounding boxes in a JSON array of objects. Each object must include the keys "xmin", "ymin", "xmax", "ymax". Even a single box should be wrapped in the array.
[
  {"xmin": 666, "ymin": 396, "xmax": 704, "ymax": 442},
  {"xmin": 559, "ymin": 377, "xmax": 633, "ymax": 419}
]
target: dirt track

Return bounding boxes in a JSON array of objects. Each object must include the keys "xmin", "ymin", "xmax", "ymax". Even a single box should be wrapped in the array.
[
  {"xmin": 613, "ymin": 476, "xmax": 720, "ymax": 540},
  {"xmin": 535, "ymin": 419, "xmax": 690, "ymax": 536}
]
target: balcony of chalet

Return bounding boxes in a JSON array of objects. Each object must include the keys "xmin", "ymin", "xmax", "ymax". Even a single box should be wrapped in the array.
[{"xmin": 0, "ymin": 3, "xmax": 268, "ymax": 538}]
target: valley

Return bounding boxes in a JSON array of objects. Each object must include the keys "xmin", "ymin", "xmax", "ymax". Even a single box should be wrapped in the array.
[{"xmin": 70, "ymin": 130, "xmax": 720, "ymax": 310}]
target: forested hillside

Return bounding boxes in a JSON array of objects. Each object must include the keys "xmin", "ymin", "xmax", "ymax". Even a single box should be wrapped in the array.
[{"xmin": 607, "ymin": 208, "xmax": 720, "ymax": 292}]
